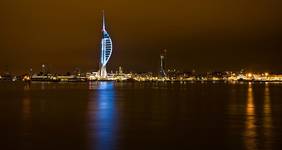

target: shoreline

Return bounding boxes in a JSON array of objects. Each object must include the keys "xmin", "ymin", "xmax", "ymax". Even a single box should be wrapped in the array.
[{"xmin": 1, "ymin": 79, "xmax": 282, "ymax": 83}]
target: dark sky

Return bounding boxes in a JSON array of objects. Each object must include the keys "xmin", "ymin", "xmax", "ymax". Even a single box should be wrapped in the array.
[{"xmin": 0, "ymin": 0, "xmax": 281, "ymax": 74}]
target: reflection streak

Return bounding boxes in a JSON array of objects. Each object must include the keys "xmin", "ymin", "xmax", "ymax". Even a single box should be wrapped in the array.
[
  {"xmin": 88, "ymin": 82, "xmax": 117, "ymax": 150},
  {"xmin": 244, "ymin": 83, "xmax": 257, "ymax": 150},
  {"xmin": 21, "ymin": 87, "xmax": 32, "ymax": 149},
  {"xmin": 263, "ymin": 83, "xmax": 273, "ymax": 149},
  {"xmin": 22, "ymin": 84, "xmax": 31, "ymax": 137}
]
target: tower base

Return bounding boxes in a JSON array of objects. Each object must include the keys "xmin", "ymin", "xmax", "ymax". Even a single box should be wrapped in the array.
[
  {"xmin": 98, "ymin": 65, "xmax": 107, "ymax": 79},
  {"xmin": 160, "ymin": 70, "xmax": 166, "ymax": 77}
]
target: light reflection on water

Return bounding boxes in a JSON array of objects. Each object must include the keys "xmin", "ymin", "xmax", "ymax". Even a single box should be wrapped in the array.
[
  {"xmin": 22, "ymin": 97, "xmax": 31, "ymax": 136},
  {"xmin": 245, "ymin": 83, "xmax": 257, "ymax": 150},
  {"xmin": 244, "ymin": 83, "xmax": 274, "ymax": 150},
  {"xmin": 263, "ymin": 83, "xmax": 273, "ymax": 149},
  {"xmin": 88, "ymin": 82, "xmax": 118, "ymax": 150},
  {"xmin": 21, "ymin": 85, "xmax": 32, "ymax": 149}
]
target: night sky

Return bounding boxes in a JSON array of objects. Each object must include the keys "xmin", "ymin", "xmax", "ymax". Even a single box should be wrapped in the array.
[{"xmin": 0, "ymin": 0, "xmax": 281, "ymax": 74}]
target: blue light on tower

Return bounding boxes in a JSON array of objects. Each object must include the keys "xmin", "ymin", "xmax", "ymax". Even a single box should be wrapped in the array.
[{"xmin": 99, "ymin": 11, "xmax": 113, "ymax": 78}]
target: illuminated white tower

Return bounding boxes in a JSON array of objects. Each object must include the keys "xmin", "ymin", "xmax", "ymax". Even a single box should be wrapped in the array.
[
  {"xmin": 98, "ymin": 11, "xmax": 113, "ymax": 78},
  {"xmin": 160, "ymin": 49, "xmax": 167, "ymax": 77}
]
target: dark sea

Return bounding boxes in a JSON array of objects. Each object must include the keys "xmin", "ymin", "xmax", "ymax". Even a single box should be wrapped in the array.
[{"xmin": 0, "ymin": 81, "xmax": 282, "ymax": 150}]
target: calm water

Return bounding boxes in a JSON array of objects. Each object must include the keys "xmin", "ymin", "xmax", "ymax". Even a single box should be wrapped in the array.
[{"xmin": 0, "ymin": 81, "xmax": 282, "ymax": 150}]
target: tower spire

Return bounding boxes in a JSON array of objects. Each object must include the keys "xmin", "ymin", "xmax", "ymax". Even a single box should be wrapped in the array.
[{"xmin": 102, "ymin": 10, "xmax": 105, "ymax": 31}]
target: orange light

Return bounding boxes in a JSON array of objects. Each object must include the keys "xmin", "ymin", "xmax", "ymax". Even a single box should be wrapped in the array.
[{"xmin": 247, "ymin": 73, "xmax": 253, "ymax": 78}]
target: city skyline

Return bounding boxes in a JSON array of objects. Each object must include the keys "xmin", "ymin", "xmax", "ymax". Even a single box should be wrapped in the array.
[
  {"xmin": 0, "ymin": 0, "xmax": 281, "ymax": 74},
  {"xmin": 1, "ymin": 2, "xmax": 282, "ymax": 149}
]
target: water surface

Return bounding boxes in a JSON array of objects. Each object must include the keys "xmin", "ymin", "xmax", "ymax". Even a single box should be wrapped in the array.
[{"xmin": 0, "ymin": 81, "xmax": 282, "ymax": 150}]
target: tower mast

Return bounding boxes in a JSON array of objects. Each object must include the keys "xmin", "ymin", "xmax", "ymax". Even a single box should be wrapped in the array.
[{"xmin": 102, "ymin": 10, "xmax": 105, "ymax": 31}]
